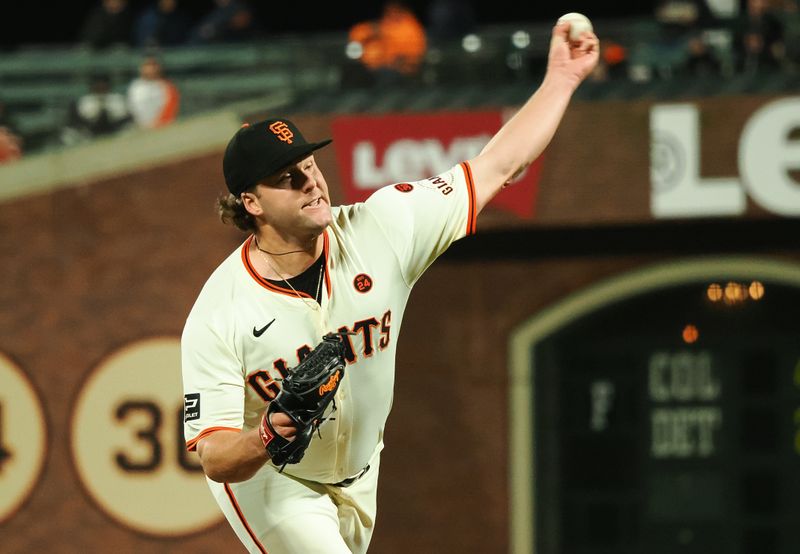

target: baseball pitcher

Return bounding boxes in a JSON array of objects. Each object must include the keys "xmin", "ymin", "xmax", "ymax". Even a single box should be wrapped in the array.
[{"xmin": 182, "ymin": 21, "xmax": 598, "ymax": 553}]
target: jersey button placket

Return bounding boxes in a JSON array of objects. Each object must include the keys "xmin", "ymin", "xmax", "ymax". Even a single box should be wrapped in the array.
[{"xmin": 311, "ymin": 299, "xmax": 330, "ymax": 339}]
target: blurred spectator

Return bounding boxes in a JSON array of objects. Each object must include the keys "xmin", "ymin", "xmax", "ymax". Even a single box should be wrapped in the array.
[
  {"xmin": 590, "ymin": 40, "xmax": 629, "ymax": 81},
  {"xmin": 348, "ymin": 1, "xmax": 427, "ymax": 83},
  {"xmin": 780, "ymin": 0, "xmax": 800, "ymax": 65},
  {"xmin": 188, "ymin": 0, "xmax": 257, "ymax": 44},
  {"xmin": 61, "ymin": 74, "xmax": 132, "ymax": 146},
  {"xmin": 0, "ymin": 100, "xmax": 22, "ymax": 164},
  {"xmin": 654, "ymin": 0, "xmax": 722, "ymax": 76},
  {"xmin": 426, "ymin": 0, "xmax": 477, "ymax": 44},
  {"xmin": 783, "ymin": 0, "xmax": 800, "ymax": 13},
  {"xmin": 80, "ymin": 0, "xmax": 135, "ymax": 50},
  {"xmin": 0, "ymin": 128, "xmax": 22, "ymax": 164},
  {"xmin": 705, "ymin": 0, "xmax": 740, "ymax": 18},
  {"xmin": 135, "ymin": 0, "xmax": 192, "ymax": 49},
  {"xmin": 735, "ymin": 0, "xmax": 786, "ymax": 72},
  {"xmin": 127, "ymin": 56, "xmax": 180, "ymax": 129}
]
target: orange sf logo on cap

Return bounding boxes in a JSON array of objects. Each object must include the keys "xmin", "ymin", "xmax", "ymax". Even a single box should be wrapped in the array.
[{"xmin": 269, "ymin": 121, "xmax": 294, "ymax": 144}]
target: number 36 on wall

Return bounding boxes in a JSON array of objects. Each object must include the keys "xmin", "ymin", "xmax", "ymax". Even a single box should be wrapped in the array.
[{"xmin": 70, "ymin": 337, "xmax": 223, "ymax": 537}]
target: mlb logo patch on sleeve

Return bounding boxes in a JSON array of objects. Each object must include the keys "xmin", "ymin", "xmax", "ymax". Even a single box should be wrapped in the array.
[{"xmin": 184, "ymin": 393, "xmax": 200, "ymax": 421}]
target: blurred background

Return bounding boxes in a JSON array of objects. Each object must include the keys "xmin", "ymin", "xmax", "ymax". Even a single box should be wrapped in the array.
[{"xmin": 0, "ymin": 1, "xmax": 799, "ymax": 553}]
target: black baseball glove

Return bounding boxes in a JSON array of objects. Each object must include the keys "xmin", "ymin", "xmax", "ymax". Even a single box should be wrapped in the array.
[{"xmin": 258, "ymin": 332, "xmax": 348, "ymax": 470}]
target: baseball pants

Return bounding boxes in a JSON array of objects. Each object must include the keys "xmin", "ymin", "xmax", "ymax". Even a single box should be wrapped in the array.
[{"xmin": 208, "ymin": 455, "xmax": 380, "ymax": 554}]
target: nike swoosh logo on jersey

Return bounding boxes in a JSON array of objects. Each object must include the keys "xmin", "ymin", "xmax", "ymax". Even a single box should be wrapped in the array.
[{"xmin": 253, "ymin": 318, "xmax": 276, "ymax": 337}]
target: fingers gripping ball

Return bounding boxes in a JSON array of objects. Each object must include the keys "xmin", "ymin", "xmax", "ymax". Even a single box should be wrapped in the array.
[
  {"xmin": 557, "ymin": 12, "xmax": 593, "ymax": 42},
  {"xmin": 258, "ymin": 332, "xmax": 349, "ymax": 470}
]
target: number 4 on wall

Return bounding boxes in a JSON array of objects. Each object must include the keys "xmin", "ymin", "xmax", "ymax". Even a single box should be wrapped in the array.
[{"xmin": 0, "ymin": 403, "xmax": 12, "ymax": 472}]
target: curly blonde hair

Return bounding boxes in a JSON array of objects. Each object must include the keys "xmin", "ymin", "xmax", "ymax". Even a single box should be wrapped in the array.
[{"xmin": 216, "ymin": 192, "xmax": 257, "ymax": 232}]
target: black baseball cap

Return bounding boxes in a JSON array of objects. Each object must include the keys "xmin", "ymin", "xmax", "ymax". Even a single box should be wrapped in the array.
[{"xmin": 223, "ymin": 118, "xmax": 332, "ymax": 195}]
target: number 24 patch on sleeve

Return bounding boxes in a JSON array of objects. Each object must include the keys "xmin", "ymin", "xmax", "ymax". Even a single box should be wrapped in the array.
[{"xmin": 184, "ymin": 393, "xmax": 200, "ymax": 421}]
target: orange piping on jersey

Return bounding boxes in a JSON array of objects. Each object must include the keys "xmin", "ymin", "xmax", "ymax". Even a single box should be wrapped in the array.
[
  {"xmin": 460, "ymin": 161, "xmax": 477, "ymax": 235},
  {"xmin": 323, "ymin": 230, "xmax": 332, "ymax": 299},
  {"xmin": 224, "ymin": 483, "xmax": 268, "ymax": 554},
  {"xmin": 185, "ymin": 426, "xmax": 241, "ymax": 451},
  {"xmin": 241, "ymin": 236, "xmax": 315, "ymax": 299}
]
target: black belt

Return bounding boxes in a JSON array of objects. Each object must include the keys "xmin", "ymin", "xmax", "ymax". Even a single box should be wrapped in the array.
[{"xmin": 332, "ymin": 465, "xmax": 370, "ymax": 487}]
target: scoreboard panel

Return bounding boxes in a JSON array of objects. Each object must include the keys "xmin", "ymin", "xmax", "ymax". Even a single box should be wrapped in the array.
[{"xmin": 509, "ymin": 259, "xmax": 800, "ymax": 554}]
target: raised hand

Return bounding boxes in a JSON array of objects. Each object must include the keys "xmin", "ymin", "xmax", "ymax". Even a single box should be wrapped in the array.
[{"xmin": 547, "ymin": 22, "xmax": 600, "ymax": 85}]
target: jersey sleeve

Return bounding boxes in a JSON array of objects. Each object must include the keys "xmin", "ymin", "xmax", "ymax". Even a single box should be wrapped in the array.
[
  {"xmin": 181, "ymin": 316, "xmax": 245, "ymax": 451},
  {"xmin": 362, "ymin": 161, "xmax": 477, "ymax": 286}
]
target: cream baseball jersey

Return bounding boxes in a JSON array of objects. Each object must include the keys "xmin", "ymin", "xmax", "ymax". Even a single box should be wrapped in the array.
[{"xmin": 182, "ymin": 162, "xmax": 477, "ymax": 484}]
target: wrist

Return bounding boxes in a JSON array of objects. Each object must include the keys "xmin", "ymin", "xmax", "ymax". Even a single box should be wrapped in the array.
[
  {"xmin": 258, "ymin": 412, "xmax": 275, "ymax": 449},
  {"xmin": 541, "ymin": 70, "xmax": 581, "ymax": 94}
]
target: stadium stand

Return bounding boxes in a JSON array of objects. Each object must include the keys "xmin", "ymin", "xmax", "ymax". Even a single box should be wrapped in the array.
[{"xmin": 0, "ymin": 15, "xmax": 798, "ymax": 158}]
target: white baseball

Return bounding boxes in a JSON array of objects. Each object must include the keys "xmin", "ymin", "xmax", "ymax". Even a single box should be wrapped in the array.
[{"xmin": 557, "ymin": 12, "xmax": 593, "ymax": 42}]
